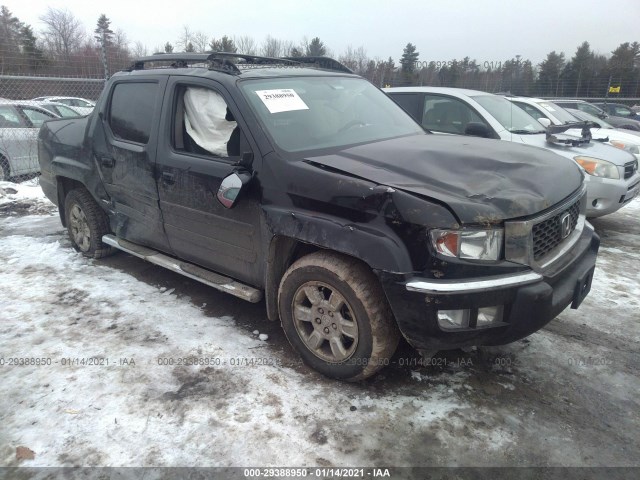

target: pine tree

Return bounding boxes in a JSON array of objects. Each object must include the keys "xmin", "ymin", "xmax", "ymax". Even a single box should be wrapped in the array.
[
  {"xmin": 164, "ymin": 42, "xmax": 174, "ymax": 53},
  {"xmin": 94, "ymin": 14, "xmax": 114, "ymax": 47},
  {"xmin": 305, "ymin": 37, "xmax": 326, "ymax": 56},
  {"xmin": 20, "ymin": 24, "xmax": 46, "ymax": 72}
]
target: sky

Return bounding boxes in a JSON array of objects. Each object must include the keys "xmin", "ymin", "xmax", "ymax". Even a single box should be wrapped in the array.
[{"xmin": 4, "ymin": 0, "xmax": 640, "ymax": 64}]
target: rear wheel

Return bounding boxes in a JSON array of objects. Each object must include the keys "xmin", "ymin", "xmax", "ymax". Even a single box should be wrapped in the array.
[
  {"xmin": 64, "ymin": 188, "xmax": 113, "ymax": 258},
  {"xmin": 278, "ymin": 251, "xmax": 400, "ymax": 381}
]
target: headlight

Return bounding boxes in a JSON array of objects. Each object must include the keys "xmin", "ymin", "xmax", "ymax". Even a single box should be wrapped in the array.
[
  {"xmin": 610, "ymin": 140, "xmax": 640, "ymax": 155},
  {"xmin": 430, "ymin": 229, "xmax": 503, "ymax": 261},
  {"xmin": 573, "ymin": 156, "xmax": 620, "ymax": 179}
]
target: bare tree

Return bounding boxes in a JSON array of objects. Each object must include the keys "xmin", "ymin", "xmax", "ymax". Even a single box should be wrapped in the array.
[
  {"xmin": 235, "ymin": 35, "xmax": 257, "ymax": 55},
  {"xmin": 192, "ymin": 31, "xmax": 210, "ymax": 53},
  {"xmin": 176, "ymin": 25, "xmax": 192, "ymax": 51},
  {"xmin": 39, "ymin": 7, "xmax": 85, "ymax": 60},
  {"xmin": 131, "ymin": 41, "xmax": 148, "ymax": 58},
  {"xmin": 261, "ymin": 35, "xmax": 283, "ymax": 57}
]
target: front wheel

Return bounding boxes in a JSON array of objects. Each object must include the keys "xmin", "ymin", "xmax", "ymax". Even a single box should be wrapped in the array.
[
  {"xmin": 64, "ymin": 188, "xmax": 113, "ymax": 258},
  {"xmin": 278, "ymin": 251, "xmax": 400, "ymax": 381}
]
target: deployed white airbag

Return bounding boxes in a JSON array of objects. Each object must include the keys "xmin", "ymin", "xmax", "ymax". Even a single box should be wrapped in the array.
[{"xmin": 184, "ymin": 87, "xmax": 236, "ymax": 156}]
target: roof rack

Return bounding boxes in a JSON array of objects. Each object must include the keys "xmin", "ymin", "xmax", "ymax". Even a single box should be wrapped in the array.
[
  {"xmin": 126, "ymin": 52, "xmax": 353, "ymax": 75},
  {"xmin": 282, "ymin": 56, "xmax": 353, "ymax": 74}
]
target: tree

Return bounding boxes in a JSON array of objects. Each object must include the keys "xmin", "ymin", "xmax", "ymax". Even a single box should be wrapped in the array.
[
  {"xmin": 305, "ymin": 37, "xmax": 326, "ymax": 56},
  {"xmin": 400, "ymin": 43, "xmax": 419, "ymax": 85},
  {"xmin": 537, "ymin": 51, "xmax": 565, "ymax": 96},
  {"xmin": 609, "ymin": 41, "xmax": 640, "ymax": 96},
  {"xmin": 289, "ymin": 47, "xmax": 303, "ymax": 57},
  {"xmin": 210, "ymin": 35, "xmax": 236, "ymax": 53},
  {"xmin": 185, "ymin": 41, "xmax": 194, "ymax": 52},
  {"xmin": 40, "ymin": 7, "xmax": 85, "ymax": 60},
  {"xmin": 0, "ymin": 6, "xmax": 23, "ymax": 72},
  {"xmin": 164, "ymin": 42, "xmax": 174, "ymax": 53},
  {"xmin": 192, "ymin": 32, "xmax": 210, "ymax": 53},
  {"xmin": 20, "ymin": 24, "xmax": 46, "ymax": 72},
  {"xmin": 176, "ymin": 25, "xmax": 192, "ymax": 51},
  {"xmin": 260, "ymin": 35, "xmax": 283, "ymax": 57},
  {"xmin": 94, "ymin": 14, "xmax": 113, "ymax": 47},
  {"xmin": 400, "ymin": 43, "xmax": 419, "ymax": 74},
  {"xmin": 235, "ymin": 35, "xmax": 257, "ymax": 55},
  {"xmin": 562, "ymin": 41, "xmax": 593, "ymax": 97}
]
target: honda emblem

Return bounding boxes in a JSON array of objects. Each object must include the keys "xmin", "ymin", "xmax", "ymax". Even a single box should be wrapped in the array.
[{"xmin": 560, "ymin": 213, "xmax": 572, "ymax": 239}]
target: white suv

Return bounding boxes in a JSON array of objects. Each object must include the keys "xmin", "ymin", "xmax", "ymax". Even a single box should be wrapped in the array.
[{"xmin": 385, "ymin": 87, "xmax": 640, "ymax": 218}]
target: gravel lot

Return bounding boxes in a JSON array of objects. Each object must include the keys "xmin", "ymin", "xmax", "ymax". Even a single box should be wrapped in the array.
[{"xmin": 0, "ymin": 181, "xmax": 638, "ymax": 473}]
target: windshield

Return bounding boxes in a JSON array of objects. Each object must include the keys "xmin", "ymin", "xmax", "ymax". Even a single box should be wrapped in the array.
[
  {"xmin": 240, "ymin": 77, "xmax": 423, "ymax": 152},
  {"xmin": 568, "ymin": 109, "xmax": 614, "ymax": 129},
  {"xmin": 473, "ymin": 95, "xmax": 546, "ymax": 133},
  {"xmin": 535, "ymin": 101, "xmax": 578, "ymax": 124}
]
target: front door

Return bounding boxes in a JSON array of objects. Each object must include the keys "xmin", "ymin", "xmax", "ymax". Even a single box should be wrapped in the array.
[{"xmin": 155, "ymin": 77, "xmax": 263, "ymax": 286}]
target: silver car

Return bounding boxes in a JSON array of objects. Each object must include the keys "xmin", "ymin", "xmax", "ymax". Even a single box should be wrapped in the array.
[
  {"xmin": 31, "ymin": 96, "xmax": 95, "ymax": 116},
  {"xmin": 385, "ymin": 87, "xmax": 639, "ymax": 218},
  {"xmin": 0, "ymin": 101, "xmax": 59, "ymax": 181}
]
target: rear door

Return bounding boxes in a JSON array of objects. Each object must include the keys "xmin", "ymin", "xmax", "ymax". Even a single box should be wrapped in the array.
[
  {"xmin": 92, "ymin": 77, "xmax": 172, "ymax": 252},
  {"xmin": 155, "ymin": 76, "xmax": 263, "ymax": 286}
]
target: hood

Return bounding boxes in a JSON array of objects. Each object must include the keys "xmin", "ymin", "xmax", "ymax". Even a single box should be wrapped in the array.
[
  {"xmin": 516, "ymin": 132, "xmax": 636, "ymax": 166},
  {"xmin": 306, "ymin": 134, "xmax": 583, "ymax": 224}
]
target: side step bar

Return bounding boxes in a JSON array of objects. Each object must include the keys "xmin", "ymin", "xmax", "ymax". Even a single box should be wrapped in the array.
[{"xmin": 102, "ymin": 234, "xmax": 263, "ymax": 303}]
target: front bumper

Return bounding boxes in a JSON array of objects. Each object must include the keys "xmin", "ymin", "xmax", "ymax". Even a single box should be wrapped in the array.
[
  {"xmin": 585, "ymin": 171, "xmax": 640, "ymax": 217},
  {"xmin": 379, "ymin": 225, "xmax": 600, "ymax": 351}
]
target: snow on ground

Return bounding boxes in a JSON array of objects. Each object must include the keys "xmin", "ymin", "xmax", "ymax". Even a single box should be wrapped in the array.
[{"xmin": 0, "ymin": 184, "xmax": 638, "ymax": 469}]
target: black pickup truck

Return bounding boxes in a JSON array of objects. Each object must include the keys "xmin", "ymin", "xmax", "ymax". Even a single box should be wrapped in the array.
[{"xmin": 38, "ymin": 53, "xmax": 599, "ymax": 381}]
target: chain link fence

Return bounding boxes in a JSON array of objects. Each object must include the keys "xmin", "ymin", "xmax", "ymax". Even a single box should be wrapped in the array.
[{"xmin": 0, "ymin": 75, "xmax": 105, "ymax": 184}]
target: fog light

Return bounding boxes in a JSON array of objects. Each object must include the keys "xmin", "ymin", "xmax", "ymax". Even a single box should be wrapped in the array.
[
  {"xmin": 437, "ymin": 309, "xmax": 470, "ymax": 330},
  {"xmin": 477, "ymin": 306, "xmax": 504, "ymax": 327}
]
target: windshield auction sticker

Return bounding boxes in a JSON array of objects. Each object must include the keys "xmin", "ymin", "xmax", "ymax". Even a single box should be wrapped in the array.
[{"xmin": 255, "ymin": 89, "xmax": 309, "ymax": 114}]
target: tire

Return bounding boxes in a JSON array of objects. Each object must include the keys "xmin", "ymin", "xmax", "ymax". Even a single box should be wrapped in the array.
[
  {"xmin": 0, "ymin": 157, "xmax": 10, "ymax": 181},
  {"xmin": 64, "ymin": 188, "xmax": 113, "ymax": 259},
  {"xmin": 278, "ymin": 251, "xmax": 400, "ymax": 381}
]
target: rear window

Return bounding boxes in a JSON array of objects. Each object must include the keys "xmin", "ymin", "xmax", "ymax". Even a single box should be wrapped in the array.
[{"xmin": 109, "ymin": 83, "xmax": 158, "ymax": 144}]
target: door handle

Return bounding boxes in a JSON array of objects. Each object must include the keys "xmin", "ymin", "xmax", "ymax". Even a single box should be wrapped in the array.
[
  {"xmin": 98, "ymin": 154, "xmax": 115, "ymax": 168},
  {"xmin": 161, "ymin": 171, "xmax": 176, "ymax": 184}
]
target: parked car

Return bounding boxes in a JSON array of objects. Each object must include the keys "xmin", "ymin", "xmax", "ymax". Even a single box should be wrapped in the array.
[
  {"xmin": 31, "ymin": 96, "xmax": 95, "ymax": 116},
  {"xmin": 35, "ymin": 101, "xmax": 84, "ymax": 118},
  {"xmin": 551, "ymin": 99, "xmax": 640, "ymax": 131},
  {"xmin": 592, "ymin": 102, "xmax": 640, "ymax": 120},
  {"xmin": 507, "ymin": 96, "xmax": 640, "ymax": 161},
  {"xmin": 385, "ymin": 87, "xmax": 639, "ymax": 217},
  {"xmin": 566, "ymin": 108, "xmax": 640, "ymax": 138},
  {"xmin": 0, "ymin": 100, "xmax": 58, "ymax": 181},
  {"xmin": 39, "ymin": 53, "xmax": 599, "ymax": 381}
]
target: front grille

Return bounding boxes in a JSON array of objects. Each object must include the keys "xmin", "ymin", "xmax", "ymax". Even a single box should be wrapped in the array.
[
  {"xmin": 532, "ymin": 199, "xmax": 580, "ymax": 260},
  {"xmin": 625, "ymin": 160, "xmax": 638, "ymax": 180}
]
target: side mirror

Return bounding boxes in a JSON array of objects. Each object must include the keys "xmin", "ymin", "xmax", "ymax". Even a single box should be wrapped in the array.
[
  {"xmin": 538, "ymin": 118, "xmax": 551, "ymax": 128},
  {"xmin": 217, "ymin": 171, "xmax": 252, "ymax": 209},
  {"xmin": 464, "ymin": 122, "xmax": 492, "ymax": 138}
]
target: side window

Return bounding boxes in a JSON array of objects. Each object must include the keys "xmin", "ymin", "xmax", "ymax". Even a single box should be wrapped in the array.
[
  {"xmin": 422, "ymin": 95, "xmax": 486, "ymax": 134},
  {"xmin": 21, "ymin": 107, "xmax": 55, "ymax": 127},
  {"xmin": 516, "ymin": 102, "xmax": 546, "ymax": 120},
  {"xmin": 389, "ymin": 93, "xmax": 421, "ymax": 121},
  {"xmin": 174, "ymin": 86, "xmax": 240, "ymax": 159},
  {"xmin": 0, "ymin": 106, "xmax": 23, "ymax": 128},
  {"xmin": 614, "ymin": 106, "xmax": 632, "ymax": 117},
  {"xmin": 109, "ymin": 82, "xmax": 158, "ymax": 144}
]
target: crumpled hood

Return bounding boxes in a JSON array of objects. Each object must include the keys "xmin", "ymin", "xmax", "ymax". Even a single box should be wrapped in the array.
[
  {"xmin": 516, "ymin": 132, "xmax": 636, "ymax": 165},
  {"xmin": 306, "ymin": 134, "xmax": 583, "ymax": 224}
]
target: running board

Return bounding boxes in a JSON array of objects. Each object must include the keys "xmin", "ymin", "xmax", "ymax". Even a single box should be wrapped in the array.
[{"xmin": 102, "ymin": 234, "xmax": 263, "ymax": 303}]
